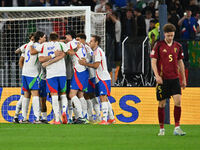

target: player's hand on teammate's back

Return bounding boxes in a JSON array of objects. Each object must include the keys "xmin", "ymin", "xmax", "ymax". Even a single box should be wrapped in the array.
[
  {"xmin": 155, "ymin": 75, "xmax": 163, "ymax": 84},
  {"xmin": 54, "ymin": 50, "xmax": 62, "ymax": 57},
  {"xmin": 79, "ymin": 58, "xmax": 86, "ymax": 65}
]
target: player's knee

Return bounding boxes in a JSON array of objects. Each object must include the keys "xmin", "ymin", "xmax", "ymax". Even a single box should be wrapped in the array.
[
  {"xmin": 158, "ymin": 101, "xmax": 166, "ymax": 108},
  {"xmin": 174, "ymin": 100, "xmax": 181, "ymax": 107}
]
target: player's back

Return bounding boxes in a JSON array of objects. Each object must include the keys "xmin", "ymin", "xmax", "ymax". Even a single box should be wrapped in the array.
[
  {"xmin": 22, "ymin": 42, "xmax": 40, "ymax": 77},
  {"xmin": 93, "ymin": 47, "xmax": 111, "ymax": 82},
  {"xmin": 44, "ymin": 41, "xmax": 66, "ymax": 79}
]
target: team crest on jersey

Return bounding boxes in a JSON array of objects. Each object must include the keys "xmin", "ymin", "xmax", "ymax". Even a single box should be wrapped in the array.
[
  {"xmin": 163, "ymin": 49, "xmax": 167, "ymax": 53},
  {"xmin": 174, "ymin": 48, "xmax": 177, "ymax": 53}
]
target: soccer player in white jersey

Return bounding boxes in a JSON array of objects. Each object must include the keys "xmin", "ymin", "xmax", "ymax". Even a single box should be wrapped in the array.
[
  {"xmin": 76, "ymin": 33, "xmax": 101, "ymax": 123},
  {"xmin": 79, "ymin": 35, "xmax": 116, "ymax": 125},
  {"xmin": 13, "ymin": 33, "xmax": 35, "ymax": 123},
  {"xmin": 29, "ymin": 39, "xmax": 49, "ymax": 123},
  {"xmin": 64, "ymin": 31, "xmax": 89, "ymax": 124},
  {"xmin": 39, "ymin": 32, "xmax": 68, "ymax": 124},
  {"xmin": 21, "ymin": 31, "xmax": 46, "ymax": 123}
]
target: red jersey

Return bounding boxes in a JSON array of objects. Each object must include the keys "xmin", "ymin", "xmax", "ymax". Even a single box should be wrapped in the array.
[{"xmin": 150, "ymin": 40, "xmax": 184, "ymax": 79}]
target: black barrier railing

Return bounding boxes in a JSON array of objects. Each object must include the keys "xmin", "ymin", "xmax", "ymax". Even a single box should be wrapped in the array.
[{"xmin": 116, "ymin": 37, "xmax": 200, "ymax": 87}]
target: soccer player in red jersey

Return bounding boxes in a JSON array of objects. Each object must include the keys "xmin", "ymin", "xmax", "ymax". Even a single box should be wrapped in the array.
[{"xmin": 150, "ymin": 23, "xmax": 186, "ymax": 136}]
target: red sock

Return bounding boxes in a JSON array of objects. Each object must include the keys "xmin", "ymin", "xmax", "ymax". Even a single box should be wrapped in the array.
[
  {"xmin": 174, "ymin": 106, "xmax": 181, "ymax": 127},
  {"xmin": 158, "ymin": 107, "xmax": 165, "ymax": 129}
]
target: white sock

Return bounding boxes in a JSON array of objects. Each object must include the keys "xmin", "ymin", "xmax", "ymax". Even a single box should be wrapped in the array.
[
  {"xmin": 73, "ymin": 107, "xmax": 78, "ymax": 119},
  {"xmin": 86, "ymin": 99, "xmax": 93, "ymax": 119},
  {"xmin": 71, "ymin": 96, "xmax": 82, "ymax": 118},
  {"xmin": 41, "ymin": 112, "xmax": 47, "ymax": 120},
  {"xmin": 52, "ymin": 95, "xmax": 59, "ymax": 122},
  {"xmin": 68, "ymin": 100, "xmax": 73, "ymax": 120},
  {"xmin": 107, "ymin": 100, "xmax": 114, "ymax": 120},
  {"xmin": 79, "ymin": 97, "xmax": 87, "ymax": 118},
  {"xmin": 22, "ymin": 97, "xmax": 30, "ymax": 121},
  {"xmin": 101, "ymin": 101, "xmax": 108, "ymax": 121},
  {"xmin": 58, "ymin": 100, "xmax": 62, "ymax": 121},
  {"xmin": 92, "ymin": 97, "xmax": 101, "ymax": 120},
  {"xmin": 60, "ymin": 94, "xmax": 68, "ymax": 113},
  {"xmin": 32, "ymin": 96, "xmax": 40, "ymax": 121},
  {"xmin": 15, "ymin": 95, "xmax": 24, "ymax": 118}
]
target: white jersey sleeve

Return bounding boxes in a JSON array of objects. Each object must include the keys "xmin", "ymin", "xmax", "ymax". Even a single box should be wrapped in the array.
[{"xmin": 19, "ymin": 43, "xmax": 28, "ymax": 53}]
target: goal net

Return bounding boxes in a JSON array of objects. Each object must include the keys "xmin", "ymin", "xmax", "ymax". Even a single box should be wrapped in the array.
[{"xmin": 0, "ymin": 6, "xmax": 106, "ymax": 123}]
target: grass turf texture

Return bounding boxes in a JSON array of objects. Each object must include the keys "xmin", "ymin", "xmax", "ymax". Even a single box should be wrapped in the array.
[{"xmin": 0, "ymin": 124, "xmax": 199, "ymax": 150}]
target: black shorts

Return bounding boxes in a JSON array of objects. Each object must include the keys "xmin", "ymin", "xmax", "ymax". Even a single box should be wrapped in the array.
[{"xmin": 156, "ymin": 78, "xmax": 181, "ymax": 101}]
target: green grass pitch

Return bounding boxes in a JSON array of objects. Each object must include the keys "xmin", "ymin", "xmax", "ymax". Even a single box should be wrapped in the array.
[{"xmin": 0, "ymin": 124, "xmax": 199, "ymax": 150}]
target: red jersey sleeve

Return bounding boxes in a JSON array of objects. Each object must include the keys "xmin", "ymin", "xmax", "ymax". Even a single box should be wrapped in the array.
[
  {"xmin": 150, "ymin": 42, "xmax": 159, "ymax": 59},
  {"xmin": 177, "ymin": 43, "xmax": 184, "ymax": 60}
]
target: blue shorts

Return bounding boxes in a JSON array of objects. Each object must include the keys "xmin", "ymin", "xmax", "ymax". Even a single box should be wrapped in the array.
[
  {"xmin": 95, "ymin": 80, "xmax": 111, "ymax": 97},
  {"xmin": 20, "ymin": 81, "xmax": 24, "ymax": 95},
  {"xmin": 46, "ymin": 76, "xmax": 66, "ymax": 93},
  {"xmin": 86, "ymin": 77, "xmax": 96, "ymax": 93},
  {"xmin": 22, "ymin": 75, "xmax": 39, "ymax": 91},
  {"xmin": 71, "ymin": 69, "xmax": 89, "ymax": 92},
  {"xmin": 39, "ymin": 79, "xmax": 47, "ymax": 97}
]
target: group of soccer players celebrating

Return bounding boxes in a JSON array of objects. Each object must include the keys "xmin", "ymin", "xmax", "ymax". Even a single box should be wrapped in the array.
[{"xmin": 13, "ymin": 30, "xmax": 116, "ymax": 125}]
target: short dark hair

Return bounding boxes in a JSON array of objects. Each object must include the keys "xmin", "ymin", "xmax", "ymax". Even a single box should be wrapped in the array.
[
  {"xmin": 50, "ymin": 32, "xmax": 58, "ymax": 41},
  {"xmin": 34, "ymin": 31, "xmax": 45, "ymax": 42},
  {"xmin": 66, "ymin": 30, "xmax": 76, "ymax": 39},
  {"xmin": 76, "ymin": 33, "xmax": 86, "ymax": 40},
  {"xmin": 163, "ymin": 23, "xmax": 176, "ymax": 33},
  {"xmin": 105, "ymin": 2, "xmax": 112, "ymax": 9},
  {"xmin": 29, "ymin": 32, "xmax": 35, "ymax": 40},
  {"xmin": 134, "ymin": 8, "xmax": 142, "ymax": 13},
  {"xmin": 92, "ymin": 35, "xmax": 101, "ymax": 45}
]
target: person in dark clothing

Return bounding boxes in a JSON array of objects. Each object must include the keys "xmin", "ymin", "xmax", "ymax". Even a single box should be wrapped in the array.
[
  {"xmin": 168, "ymin": 7, "xmax": 180, "ymax": 39},
  {"xmin": 121, "ymin": 8, "xmax": 137, "ymax": 40},
  {"xmin": 2, "ymin": 0, "xmax": 25, "ymax": 6},
  {"xmin": 134, "ymin": 8, "xmax": 146, "ymax": 37},
  {"xmin": 28, "ymin": 0, "xmax": 44, "ymax": 6}
]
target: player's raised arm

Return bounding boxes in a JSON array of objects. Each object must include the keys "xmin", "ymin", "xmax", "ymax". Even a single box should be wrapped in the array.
[
  {"xmin": 19, "ymin": 55, "xmax": 24, "ymax": 69},
  {"xmin": 30, "ymin": 44, "xmax": 39, "ymax": 55}
]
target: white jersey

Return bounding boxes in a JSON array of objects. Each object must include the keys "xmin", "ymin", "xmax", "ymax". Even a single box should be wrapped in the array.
[
  {"xmin": 22, "ymin": 42, "xmax": 41, "ymax": 77},
  {"xmin": 19, "ymin": 43, "xmax": 28, "ymax": 53},
  {"xmin": 67, "ymin": 39, "xmax": 87, "ymax": 72},
  {"xmin": 84, "ymin": 44, "xmax": 95, "ymax": 79},
  {"xmin": 39, "ymin": 41, "xmax": 68, "ymax": 79},
  {"xmin": 93, "ymin": 47, "xmax": 111, "ymax": 83}
]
